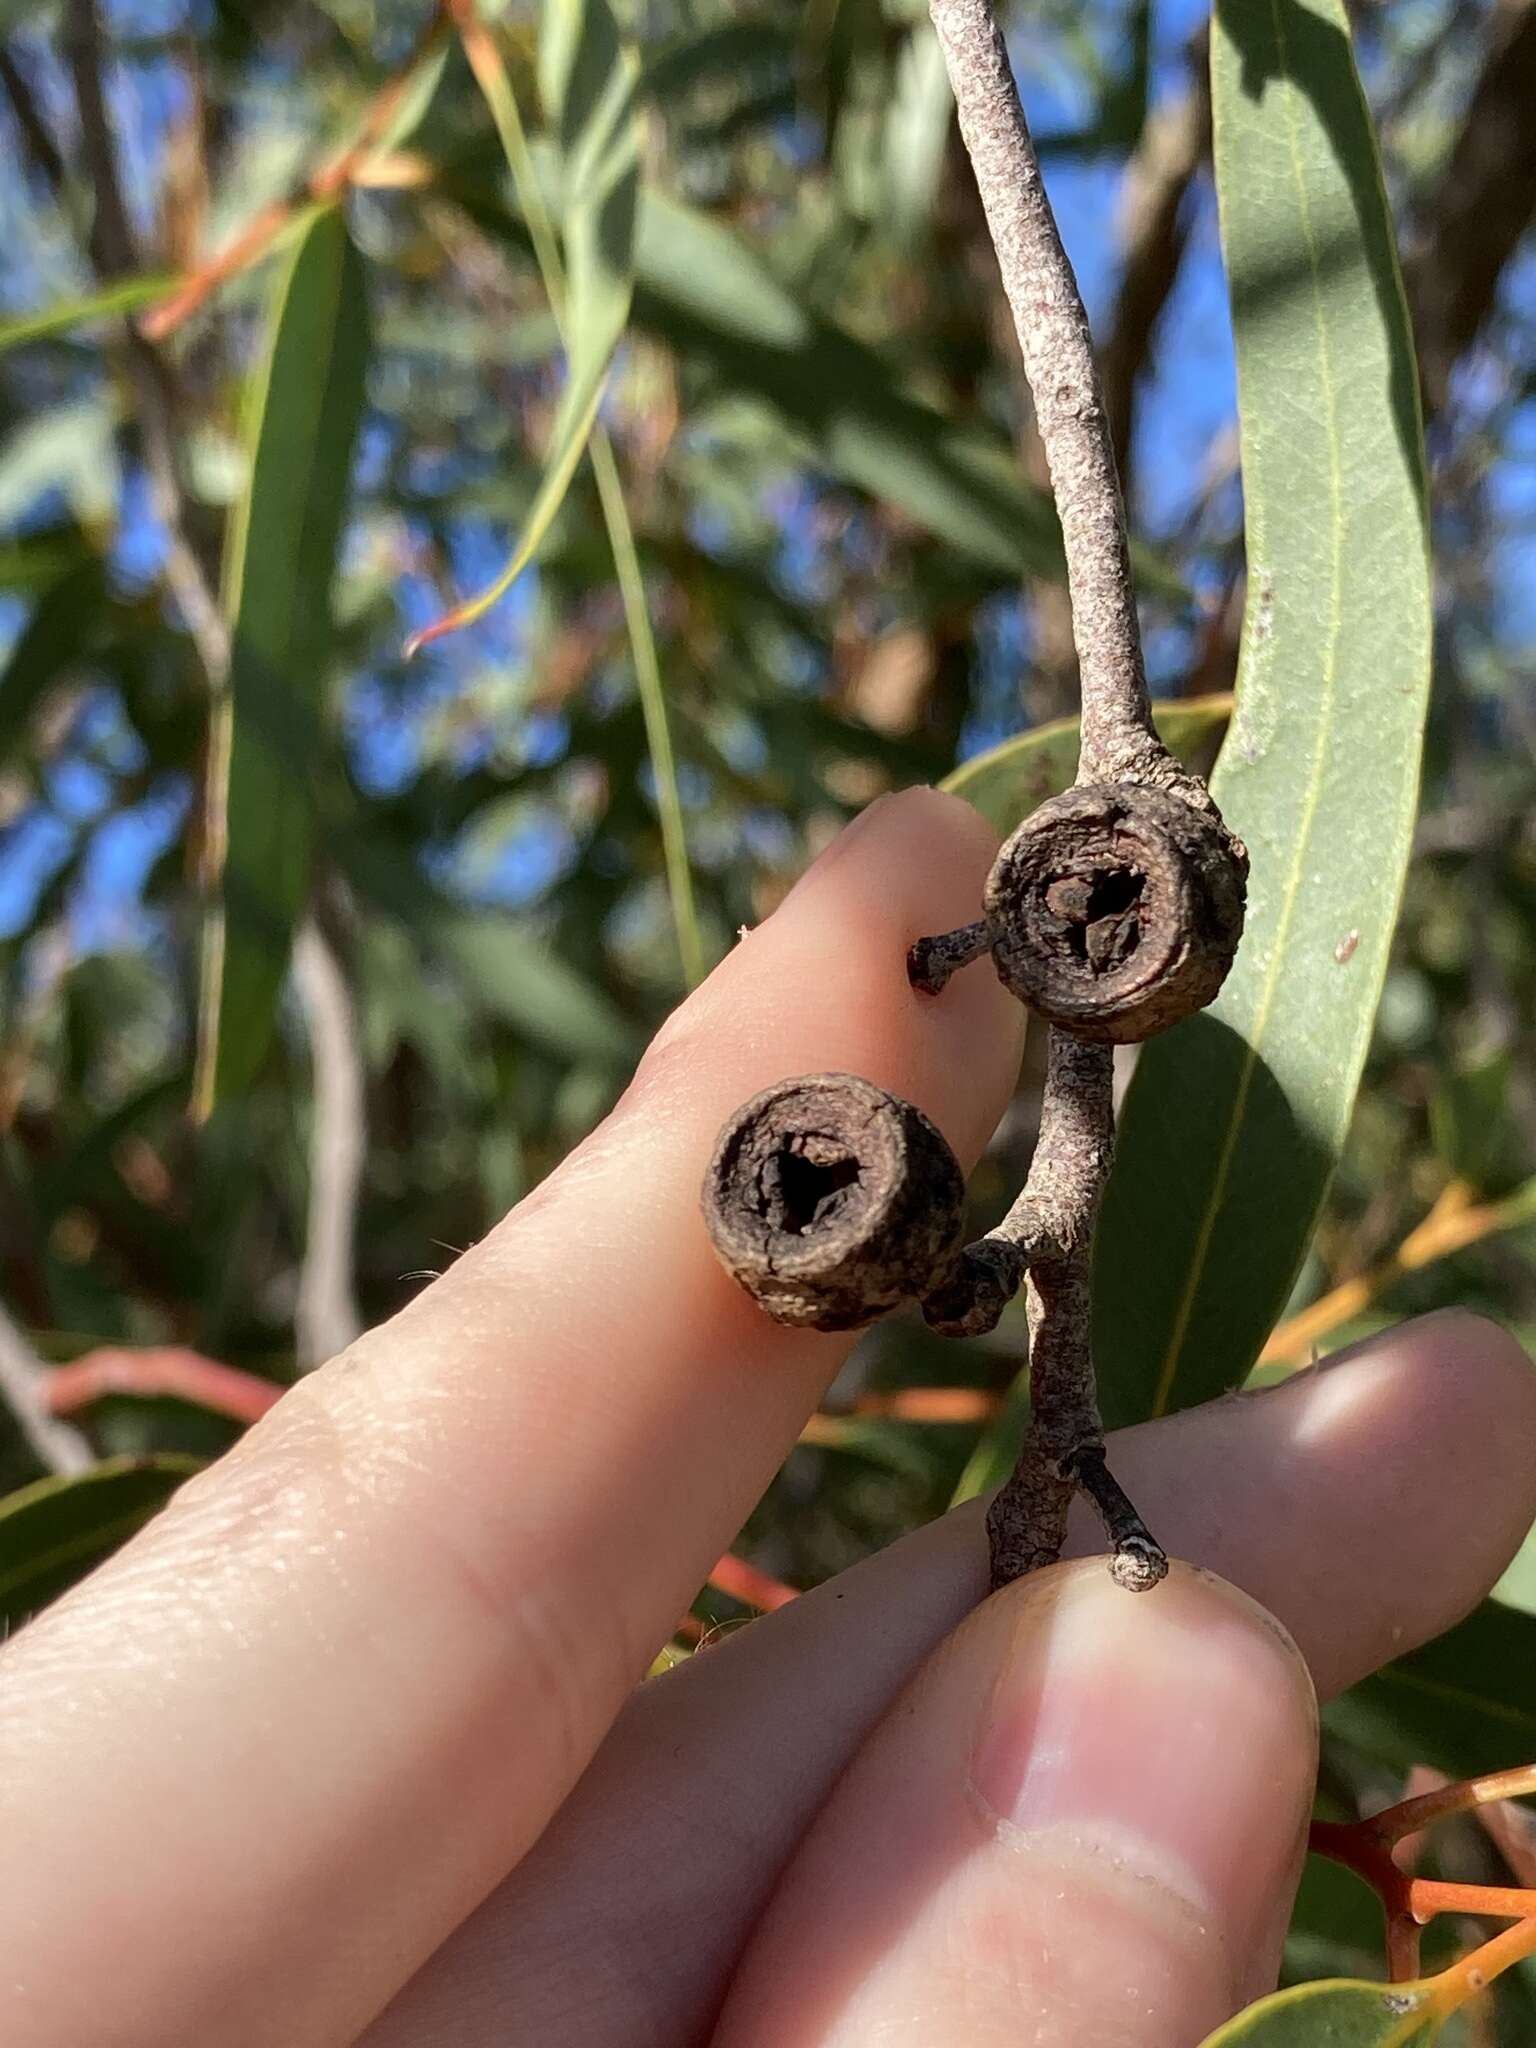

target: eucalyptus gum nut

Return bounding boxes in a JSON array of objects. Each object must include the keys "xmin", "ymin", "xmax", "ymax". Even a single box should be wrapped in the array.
[
  {"xmin": 984, "ymin": 782, "xmax": 1248, "ymax": 1044},
  {"xmin": 702, "ymin": 1073, "xmax": 968, "ymax": 1331}
]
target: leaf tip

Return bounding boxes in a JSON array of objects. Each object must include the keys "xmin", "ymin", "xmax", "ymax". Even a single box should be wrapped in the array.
[{"xmin": 404, "ymin": 583, "xmax": 501, "ymax": 658}]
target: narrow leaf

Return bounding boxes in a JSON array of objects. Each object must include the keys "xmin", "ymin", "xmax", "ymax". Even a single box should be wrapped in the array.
[
  {"xmin": 401, "ymin": 378, "xmax": 605, "ymax": 654},
  {"xmin": 1196, "ymin": 1978, "xmax": 1439, "ymax": 2046},
  {"xmin": 631, "ymin": 190, "xmax": 1072, "ymax": 585},
  {"xmin": 0, "ymin": 274, "xmax": 172, "ymax": 354},
  {"xmin": 883, "ymin": 26, "xmax": 954, "ymax": 241},
  {"xmin": 0, "ymin": 395, "xmax": 121, "ymax": 530},
  {"xmin": 1092, "ymin": 0, "xmax": 1432, "ymax": 1426},
  {"xmin": 445, "ymin": 164, "xmax": 1192, "ymax": 595},
  {"xmin": 0, "ymin": 1454, "xmax": 201, "ymax": 1631},
  {"xmin": 196, "ymin": 206, "xmax": 369, "ymax": 1112},
  {"xmin": 407, "ymin": 0, "xmax": 639, "ymax": 653},
  {"xmin": 438, "ymin": 915, "xmax": 638, "ymax": 1066},
  {"xmin": 943, "ymin": 695, "xmax": 1231, "ymax": 835},
  {"xmin": 437, "ymin": 2, "xmax": 702, "ymax": 982},
  {"xmin": 948, "ymin": 1368, "xmax": 1031, "ymax": 1507}
]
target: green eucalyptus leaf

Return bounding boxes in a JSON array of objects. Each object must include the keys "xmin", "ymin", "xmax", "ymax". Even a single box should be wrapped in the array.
[
  {"xmin": 632, "ymin": 190, "xmax": 1072, "ymax": 584},
  {"xmin": 0, "ymin": 274, "xmax": 173, "ymax": 354},
  {"xmin": 438, "ymin": 915, "xmax": 638, "ymax": 1067},
  {"xmin": 1196, "ymin": 1977, "xmax": 1440, "ymax": 2046},
  {"xmin": 1093, "ymin": 0, "xmax": 1432, "ymax": 1426},
  {"xmin": 943, "ymin": 695, "xmax": 1231, "ymax": 836},
  {"xmin": 1327, "ymin": 1597, "xmax": 1536, "ymax": 1776},
  {"xmin": 410, "ymin": 0, "xmax": 638, "ymax": 651},
  {"xmin": 1428, "ymin": 1051, "xmax": 1515, "ymax": 1192},
  {"xmin": 0, "ymin": 395, "xmax": 121, "ymax": 531},
  {"xmin": 883, "ymin": 25, "xmax": 952, "ymax": 241},
  {"xmin": 0, "ymin": 1454, "xmax": 202, "ymax": 1632},
  {"xmin": 196, "ymin": 205, "xmax": 370, "ymax": 1112},
  {"xmin": 541, "ymin": 0, "xmax": 640, "ymax": 431},
  {"xmin": 1283, "ymin": 1852, "xmax": 1392, "ymax": 1990},
  {"xmin": 447, "ymin": 161, "xmax": 1194, "ymax": 595}
]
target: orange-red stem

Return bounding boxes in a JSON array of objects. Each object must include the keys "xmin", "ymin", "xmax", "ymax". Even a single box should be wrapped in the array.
[
  {"xmin": 141, "ymin": 9, "xmax": 448, "ymax": 340},
  {"xmin": 48, "ymin": 1347, "xmax": 284, "ymax": 1426}
]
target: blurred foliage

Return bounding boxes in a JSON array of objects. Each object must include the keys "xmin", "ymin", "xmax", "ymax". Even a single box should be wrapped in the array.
[{"xmin": 1, "ymin": 0, "xmax": 1536, "ymax": 2029}]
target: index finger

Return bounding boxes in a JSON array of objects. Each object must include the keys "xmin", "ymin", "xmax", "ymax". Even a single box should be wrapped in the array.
[{"xmin": 0, "ymin": 789, "xmax": 1022, "ymax": 2048}]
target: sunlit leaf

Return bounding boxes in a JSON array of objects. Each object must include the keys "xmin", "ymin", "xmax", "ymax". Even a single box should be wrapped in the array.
[
  {"xmin": 948, "ymin": 1366, "xmax": 1031, "ymax": 1507},
  {"xmin": 0, "ymin": 1454, "xmax": 201, "ymax": 1632},
  {"xmin": 0, "ymin": 395, "xmax": 121, "ymax": 531},
  {"xmin": 195, "ymin": 205, "xmax": 369, "ymax": 1113},
  {"xmin": 883, "ymin": 25, "xmax": 952, "ymax": 241},
  {"xmin": 1092, "ymin": 0, "xmax": 1432, "ymax": 1427},
  {"xmin": 406, "ymin": 0, "xmax": 639, "ymax": 653},
  {"xmin": 433, "ymin": 0, "xmax": 701, "ymax": 981},
  {"xmin": 444, "ymin": 162, "xmax": 1185, "ymax": 593}
]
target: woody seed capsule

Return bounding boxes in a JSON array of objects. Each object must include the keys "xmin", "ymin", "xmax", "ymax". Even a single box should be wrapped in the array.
[
  {"xmin": 702, "ymin": 1073, "xmax": 968, "ymax": 1331},
  {"xmin": 984, "ymin": 781, "xmax": 1247, "ymax": 1043}
]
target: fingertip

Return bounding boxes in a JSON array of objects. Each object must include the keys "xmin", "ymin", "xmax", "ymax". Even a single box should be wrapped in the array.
[
  {"xmin": 883, "ymin": 781, "xmax": 1009, "ymax": 873},
  {"xmin": 636, "ymin": 785, "xmax": 1021, "ymax": 1166},
  {"xmin": 1387, "ymin": 1307, "xmax": 1536, "ymax": 1420},
  {"xmin": 967, "ymin": 1561, "xmax": 1316, "ymax": 1861}
]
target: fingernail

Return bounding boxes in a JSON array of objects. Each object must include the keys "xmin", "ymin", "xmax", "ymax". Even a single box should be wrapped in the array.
[{"xmin": 971, "ymin": 1560, "xmax": 1316, "ymax": 1966}]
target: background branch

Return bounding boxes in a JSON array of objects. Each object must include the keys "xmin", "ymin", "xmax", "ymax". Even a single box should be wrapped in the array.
[
  {"xmin": 1100, "ymin": 69, "xmax": 1208, "ymax": 490},
  {"xmin": 291, "ymin": 920, "xmax": 365, "ymax": 1371},
  {"xmin": 1406, "ymin": 0, "xmax": 1536, "ymax": 413},
  {"xmin": 62, "ymin": 0, "xmax": 230, "ymax": 687},
  {"xmin": 0, "ymin": 1303, "xmax": 91, "ymax": 1477}
]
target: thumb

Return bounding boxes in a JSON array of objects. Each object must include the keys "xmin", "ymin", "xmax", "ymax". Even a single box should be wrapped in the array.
[{"xmin": 714, "ymin": 1559, "xmax": 1317, "ymax": 2048}]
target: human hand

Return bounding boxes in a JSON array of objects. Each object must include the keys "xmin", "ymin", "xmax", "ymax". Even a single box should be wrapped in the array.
[{"xmin": 2, "ymin": 791, "xmax": 1533, "ymax": 2047}]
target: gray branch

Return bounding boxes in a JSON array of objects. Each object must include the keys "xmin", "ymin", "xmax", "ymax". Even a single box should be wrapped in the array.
[
  {"xmin": 929, "ymin": 0, "xmax": 1204, "ymax": 805},
  {"xmin": 925, "ymin": 0, "xmax": 1194, "ymax": 1592},
  {"xmin": 292, "ymin": 921, "xmax": 365, "ymax": 1371}
]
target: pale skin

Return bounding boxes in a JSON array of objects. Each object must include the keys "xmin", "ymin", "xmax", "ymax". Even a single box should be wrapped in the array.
[{"xmin": 2, "ymin": 790, "xmax": 1535, "ymax": 2047}]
